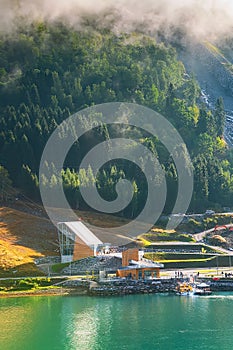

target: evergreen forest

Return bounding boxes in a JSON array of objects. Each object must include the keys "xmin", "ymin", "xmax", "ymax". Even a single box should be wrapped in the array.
[{"xmin": 0, "ymin": 22, "xmax": 232, "ymax": 217}]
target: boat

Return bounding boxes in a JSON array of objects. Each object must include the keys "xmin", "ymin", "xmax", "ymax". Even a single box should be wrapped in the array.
[
  {"xmin": 176, "ymin": 282, "xmax": 193, "ymax": 296},
  {"xmin": 176, "ymin": 282, "xmax": 212, "ymax": 296},
  {"xmin": 192, "ymin": 283, "xmax": 212, "ymax": 295}
]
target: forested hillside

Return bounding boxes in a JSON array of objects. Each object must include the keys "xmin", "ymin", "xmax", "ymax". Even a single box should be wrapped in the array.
[{"xmin": 0, "ymin": 22, "xmax": 233, "ymax": 216}]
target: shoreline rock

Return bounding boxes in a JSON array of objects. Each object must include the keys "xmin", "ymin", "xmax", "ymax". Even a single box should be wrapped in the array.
[{"xmin": 2, "ymin": 278, "xmax": 233, "ymax": 298}]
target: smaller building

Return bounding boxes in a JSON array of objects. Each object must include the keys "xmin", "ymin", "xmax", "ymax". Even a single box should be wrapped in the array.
[
  {"xmin": 117, "ymin": 265, "xmax": 162, "ymax": 279},
  {"xmin": 116, "ymin": 248, "xmax": 163, "ymax": 280}
]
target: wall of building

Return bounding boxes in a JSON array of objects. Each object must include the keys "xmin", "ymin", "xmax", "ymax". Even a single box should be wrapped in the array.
[
  {"xmin": 122, "ymin": 248, "xmax": 139, "ymax": 267},
  {"xmin": 73, "ymin": 237, "xmax": 94, "ymax": 261},
  {"xmin": 117, "ymin": 267, "xmax": 160, "ymax": 279}
]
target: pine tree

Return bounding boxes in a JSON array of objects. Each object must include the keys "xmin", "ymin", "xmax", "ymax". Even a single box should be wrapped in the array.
[
  {"xmin": 0, "ymin": 165, "xmax": 12, "ymax": 201},
  {"xmin": 214, "ymin": 97, "xmax": 225, "ymax": 137}
]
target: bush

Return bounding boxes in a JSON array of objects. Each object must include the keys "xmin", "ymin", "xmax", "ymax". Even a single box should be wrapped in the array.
[
  {"xmin": 187, "ymin": 218, "xmax": 203, "ymax": 232},
  {"xmin": 144, "ymin": 232, "xmax": 194, "ymax": 242},
  {"xmin": 18, "ymin": 279, "xmax": 37, "ymax": 290}
]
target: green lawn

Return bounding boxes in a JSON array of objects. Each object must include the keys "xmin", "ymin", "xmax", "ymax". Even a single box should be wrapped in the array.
[{"xmin": 145, "ymin": 252, "xmax": 233, "ymax": 269}]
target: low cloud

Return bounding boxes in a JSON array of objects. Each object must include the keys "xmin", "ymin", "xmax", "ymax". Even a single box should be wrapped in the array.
[{"xmin": 0, "ymin": 0, "xmax": 233, "ymax": 40}]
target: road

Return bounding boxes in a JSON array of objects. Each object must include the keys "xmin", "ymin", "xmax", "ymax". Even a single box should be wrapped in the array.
[
  {"xmin": 161, "ymin": 266, "xmax": 233, "ymax": 279},
  {"xmin": 193, "ymin": 223, "xmax": 233, "ymax": 245}
]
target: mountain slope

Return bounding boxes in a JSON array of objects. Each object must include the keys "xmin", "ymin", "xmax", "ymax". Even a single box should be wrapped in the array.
[
  {"xmin": 0, "ymin": 206, "xmax": 57, "ymax": 275},
  {"xmin": 178, "ymin": 40, "xmax": 233, "ymax": 145}
]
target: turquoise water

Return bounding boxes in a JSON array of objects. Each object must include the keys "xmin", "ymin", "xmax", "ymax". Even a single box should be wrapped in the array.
[{"xmin": 0, "ymin": 293, "xmax": 233, "ymax": 350}]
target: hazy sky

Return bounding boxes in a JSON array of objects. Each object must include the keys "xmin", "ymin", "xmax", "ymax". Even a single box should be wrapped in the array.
[{"xmin": 0, "ymin": 0, "xmax": 232, "ymax": 40}]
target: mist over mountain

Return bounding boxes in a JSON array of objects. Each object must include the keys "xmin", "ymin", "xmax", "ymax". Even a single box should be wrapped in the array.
[
  {"xmin": 1, "ymin": 0, "xmax": 233, "ymax": 42},
  {"xmin": 2, "ymin": 0, "xmax": 232, "ymax": 144}
]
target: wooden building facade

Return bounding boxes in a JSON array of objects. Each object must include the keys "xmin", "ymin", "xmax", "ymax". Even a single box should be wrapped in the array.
[{"xmin": 116, "ymin": 248, "xmax": 163, "ymax": 280}]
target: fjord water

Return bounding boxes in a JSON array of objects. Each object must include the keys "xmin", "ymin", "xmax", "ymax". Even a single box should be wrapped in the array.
[{"xmin": 1, "ymin": 294, "xmax": 233, "ymax": 350}]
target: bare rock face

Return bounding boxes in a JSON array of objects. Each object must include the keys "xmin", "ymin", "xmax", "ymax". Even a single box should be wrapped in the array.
[
  {"xmin": 178, "ymin": 40, "xmax": 233, "ymax": 145},
  {"xmin": 180, "ymin": 41, "xmax": 233, "ymax": 100}
]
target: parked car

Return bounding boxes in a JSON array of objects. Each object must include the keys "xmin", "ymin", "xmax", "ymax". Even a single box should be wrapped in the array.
[{"xmin": 205, "ymin": 210, "xmax": 215, "ymax": 215}]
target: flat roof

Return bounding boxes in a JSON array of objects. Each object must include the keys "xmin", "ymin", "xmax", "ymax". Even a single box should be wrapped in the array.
[
  {"xmin": 118, "ymin": 263, "xmax": 163, "ymax": 271},
  {"xmin": 58, "ymin": 221, "xmax": 103, "ymax": 246},
  {"xmin": 130, "ymin": 260, "xmax": 164, "ymax": 268}
]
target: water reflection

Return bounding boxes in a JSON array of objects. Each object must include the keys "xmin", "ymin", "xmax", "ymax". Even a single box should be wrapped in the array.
[
  {"xmin": 1, "ymin": 294, "xmax": 233, "ymax": 350},
  {"xmin": 66, "ymin": 307, "xmax": 98, "ymax": 350},
  {"xmin": 0, "ymin": 297, "xmax": 48, "ymax": 349}
]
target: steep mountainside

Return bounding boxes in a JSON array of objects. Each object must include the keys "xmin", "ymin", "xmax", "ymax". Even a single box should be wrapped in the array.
[{"xmin": 178, "ymin": 40, "xmax": 233, "ymax": 145}]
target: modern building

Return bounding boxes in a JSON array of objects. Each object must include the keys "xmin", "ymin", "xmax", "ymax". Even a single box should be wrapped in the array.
[
  {"xmin": 57, "ymin": 221, "xmax": 103, "ymax": 263},
  {"xmin": 116, "ymin": 248, "xmax": 163, "ymax": 279}
]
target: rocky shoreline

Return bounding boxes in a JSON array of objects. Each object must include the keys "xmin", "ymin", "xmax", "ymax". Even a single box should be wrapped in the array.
[
  {"xmin": 2, "ymin": 278, "xmax": 233, "ymax": 298},
  {"xmin": 89, "ymin": 278, "xmax": 233, "ymax": 296}
]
